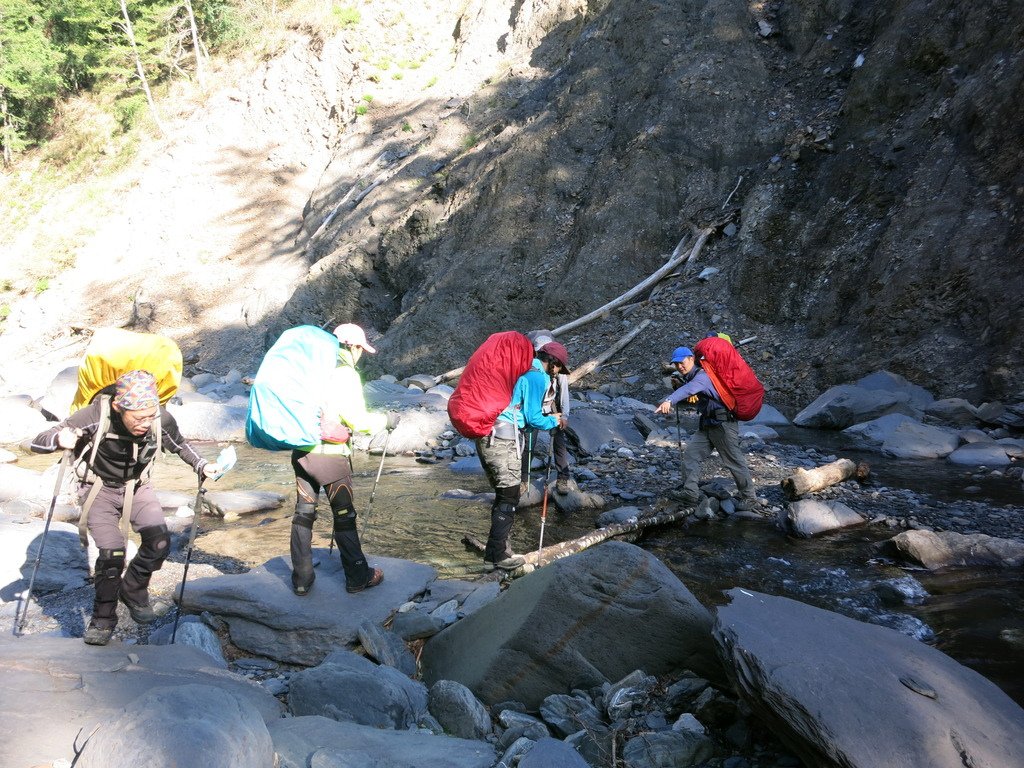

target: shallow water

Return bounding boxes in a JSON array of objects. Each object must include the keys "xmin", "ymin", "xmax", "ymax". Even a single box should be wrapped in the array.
[{"xmin": 13, "ymin": 439, "xmax": 1024, "ymax": 706}]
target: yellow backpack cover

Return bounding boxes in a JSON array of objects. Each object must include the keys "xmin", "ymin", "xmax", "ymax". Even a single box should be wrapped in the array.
[{"xmin": 70, "ymin": 328, "xmax": 183, "ymax": 412}]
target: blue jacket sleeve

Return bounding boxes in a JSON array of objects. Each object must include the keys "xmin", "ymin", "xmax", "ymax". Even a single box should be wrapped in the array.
[{"xmin": 662, "ymin": 370, "xmax": 721, "ymax": 407}]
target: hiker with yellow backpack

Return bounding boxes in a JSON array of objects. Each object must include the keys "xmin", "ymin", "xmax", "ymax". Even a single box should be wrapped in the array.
[{"xmin": 30, "ymin": 368, "xmax": 222, "ymax": 646}]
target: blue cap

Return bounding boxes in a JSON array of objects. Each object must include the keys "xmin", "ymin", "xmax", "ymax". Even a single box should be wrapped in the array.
[{"xmin": 671, "ymin": 346, "xmax": 693, "ymax": 363}]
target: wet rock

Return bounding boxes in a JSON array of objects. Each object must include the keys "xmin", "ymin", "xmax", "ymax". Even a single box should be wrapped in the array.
[
  {"xmin": 204, "ymin": 490, "xmax": 286, "ymax": 519},
  {"xmin": 596, "ymin": 505, "xmax": 641, "ymax": 527},
  {"xmin": 887, "ymin": 530, "xmax": 1024, "ymax": 569},
  {"xmin": 714, "ymin": 589, "xmax": 1024, "ymax": 768},
  {"xmin": 780, "ymin": 499, "xmax": 865, "ymax": 538},
  {"xmin": 551, "ymin": 479, "xmax": 605, "ymax": 514},
  {"xmin": 428, "ymin": 680, "xmax": 493, "ymax": 739},
  {"xmin": 420, "ymin": 542, "xmax": 722, "ymax": 709}
]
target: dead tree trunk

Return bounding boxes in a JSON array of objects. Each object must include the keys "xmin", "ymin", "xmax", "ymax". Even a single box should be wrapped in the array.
[
  {"xmin": 119, "ymin": 0, "xmax": 165, "ymax": 135},
  {"xmin": 781, "ymin": 458, "xmax": 870, "ymax": 500},
  {"xmin": 567, "ymin": 319, "xmax": 650, "ymax": 385},
  {"xmin": 462, "ymin": 507, "xmax": 691, "ymax": 571},
  {"xmin": 182, "ymin": 0, "xmax": 206, "ymax": 88}
]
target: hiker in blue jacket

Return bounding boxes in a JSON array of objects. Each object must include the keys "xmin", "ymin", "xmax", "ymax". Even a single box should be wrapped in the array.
[
  {"xmin": 477, "ymin": 342, "xmax": 569, "ymax": 570},
  {"xmin": 654, "ymin": 346, "xmax": 756, "ymax": 510}
]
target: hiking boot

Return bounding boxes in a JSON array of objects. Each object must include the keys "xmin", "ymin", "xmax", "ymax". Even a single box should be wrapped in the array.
[
  {"xmin": 484, "ymin": 553, "xmax": 526, "ymax": 572},
  {"xmin": 83, "ymin": 624, "xmax": 114, "ymax": 646},
  {"xmin": 667, "ymin": 487, "xmax": 700, "ymax": 505},
  {"xmin": 734, "ymin": 497, "xmax": 757, "ymax": 513},
  {"xmin": 346, "ymin": 568, "xmax": 384, "ymax": 594},
  {"xmin": 292, "ymin": 575, "xmax": 315, "ymax": 597},
  {"xmin": 118, "ymin": 588, "xmax": 171, "ymax": 624},
  {"xmin": 556, "ymin": 478, "xmax": 571, "ymax": 494}
]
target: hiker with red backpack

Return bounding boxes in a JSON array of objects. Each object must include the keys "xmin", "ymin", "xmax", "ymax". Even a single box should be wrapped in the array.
[
  {"xmin": 522, "ymin": 330, "xmax": 574, "ymax": 496},
  {"xmin": 654, "ymin": 339, "xmax": 761, "ymax": 510},
  {"xmin": 30, "ymin": 370, "xmax": 222, "ymax": 646}
]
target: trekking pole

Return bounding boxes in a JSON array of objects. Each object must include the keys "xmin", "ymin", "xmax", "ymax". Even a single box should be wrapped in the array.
[
  {"xmin": 536, "ymin": 431, "xmax": 555, "ymax": 558},
  {"xmin": 675, "ymin": 404, "xmax": 685, "ymax": 467},
  {"xmin": 15, "ymin": 450, "xmax": 71, "ymax": 636},
  {"xmin": 360, "ymin": 430, "xmax": 392, "ymax": 541},
  {"xmin": 171, "ymin": 477, "xmax": 206, "ymax": 644}
]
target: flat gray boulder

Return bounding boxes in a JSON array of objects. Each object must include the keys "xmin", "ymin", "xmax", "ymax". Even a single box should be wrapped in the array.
[
  {"xmin": 843, "ymin": 413, "xmax": 959, "ymax": 459},
  {"xmin": 857, "ymin": 370, "xmax": 934, "ymax": 409},
  {"xmin": 567, "ymin": 409, "xmax": 644, "ymax": 455},
  {"xmin": 793, "ymin": 385, "xmax": 914, "ymax": 430},
  {"xmin": 421, "ymin": 542, "xmax": 721, "ymax": 709},
  {"xmin": 742, "ymin": 403, "xmax": 790, "ymax": 426},
  {"xmin": 204, "ymin": 489, "xmax": 286, "ymax": 519},
  {"xmin": 0, "ymin": 635, "xmax": 282, "ymax": 768},
  {"xmin": 925, "ymin": 398, "xmax": 980, "ymax": 426},
  {"xmin": 947, "ymin": 442, "xmax": 1012, "ymax": 467},
  {"xmin": 780, "ymin": 500, "xmax": 865, "ymax": 538},
  {"xmin": 181, "ymin": 552, "xmax": 435, "ymax": 665},
  {"xmin": 75, "ymin": 683, "xmax": 275, "ymax": 768},
  {"xmin": 270, "ymin": 715, "xmax": 496, "ymax": 768},
  {"xmin": 715, "ymin": 589, "xmax": 1024, "ymax": 768},
  {"xmin": 887, "ymin": 530, "xmax": 1024, "ymax": 569}
]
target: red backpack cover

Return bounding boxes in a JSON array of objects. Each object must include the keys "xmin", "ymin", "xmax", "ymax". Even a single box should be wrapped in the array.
[
  {"xmin": 448, "ymin": 331, "xmax": 535, "ymax": 439},
  {"xmin": 694, "ymin": 336, "xmax": 765, "ymax": 421}
]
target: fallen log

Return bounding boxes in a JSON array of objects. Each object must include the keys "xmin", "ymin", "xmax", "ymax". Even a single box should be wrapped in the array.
[
  {"xmin": 781, "ymin": 458, "xmax": 870, "ymax": 500},
  {"xmin": 461, "ymin": 507, "xmax": 691, "ymax": 571},
  {"xmin": 568, "ymin": 319, "xmax": 650, "ymax": 385},
  {"xmin": 434, "ymin": 225, "xmax": 715, "ymax": 385}
]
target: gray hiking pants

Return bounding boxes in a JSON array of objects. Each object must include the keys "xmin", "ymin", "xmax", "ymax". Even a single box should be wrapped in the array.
[{"xmin": 681, "ymin": 421, "xmax": 756, "ymax": 504}]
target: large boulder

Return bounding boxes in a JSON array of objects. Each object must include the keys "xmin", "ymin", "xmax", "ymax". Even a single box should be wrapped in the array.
[
  {"xmin": 946, "ymin": 442, "xmax": 1012, "ymax": 467},
  {"xmin": 886, "ymin": 530, "xmax": 1024, "ymax": 570},
  {"xmin": 856, "ymin": 370, "xmax": 934, "ymax": 410},
  {"xmin": 166, "ymin": 401, "xmax": 247, "ymax": 441},
  {"xmin": 181, "ymin": 553, "xmax": 435, "ymax": 665},
  {"xmin": 269, "ymin": 715, "xmax": 496, "ymax": 768},
  {"xmin": 365, "ymin": 408, "xmax": 452, "ymax": 454},
  {"xmin": 842, "ymin": 413, "xmax": 959, "ymax": 459},
  {"xmin": 0, "ymin": 635, "xmax": 283, "ymax": 768},
  {"xmin": 714, "ymin": 589, "xmax": 1024, "ymax": 768},
  {"xmin": 75, "ymin": 683, "xmax": 276, "ymax": 768},
  {"xmin": 0, "ymin": 397, "xmax": 49, "ymax": 445},
  {"xmin": 924, "ymin": 398, "xmax": 980, "ymax": 426},
  {"xmin": 566, "ymin": 409, "xmax": 645, "ymax": 455},
  {"xmin": 0, "ymin": 517, "xmax": 89, "ymax": 602},
  {"xmin": 793, "ymin": 385, "xmax": 914, "ymax": 430},
  {"xmin": 420, "ymin": 542, "xmax": 721, "ymax": 709}
]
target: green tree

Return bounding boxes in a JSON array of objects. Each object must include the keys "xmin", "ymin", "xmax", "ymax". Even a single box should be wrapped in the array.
[{"xmin": 0, "ymin": 0, "xmax": 64, "ymax": 162}]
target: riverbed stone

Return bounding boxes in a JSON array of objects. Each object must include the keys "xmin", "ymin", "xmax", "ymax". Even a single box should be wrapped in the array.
[
  {"xmin": 924, "ymin": 397, "xmax": 980, "ymax": 426},
  {"xmin": 887, "ymin": 530, "xmax": 1024, "ymax": 569},
  {"xmin": 34, "ymin": 365, "xmax": 79, "ymax": 421},
  {"xmin": 420, "ymin": 542, "xmax": 721, "ymax": 709},
  {"xmin": 357, "ymin": 620, "xmax": 417, "ymax": 676},
  {"xmin": 780, "ymin": 500, "xmax": 864, "ymax": 538},
  {"xmin": 842, "ymin": 413, "xmax": 959, "ymax": 458},
  {"xmin": 288, "ymin": 649, "xmax": 428, "ymax": 729},
  {"xmin": 364, "ymin": 379, "xmax": 432, "ymax": 408},
  {"xmin": 520, "ymin": 737, "xmax": 591, "ymax": 768},
  {"xmin": 74, "ymin": 683, "xmax": 275, "ymax": 768},
  {"xmin": 390, "ymin": 609, "xmax": 446, "ymax": 640},
  {"xmin": 428, "ymin": 679, "xmax": 493, "ymax": 739},
  {"xmin": 996, "ymin": 438, "xmax": 1024, "ymax": 458},
  {"xmin": 793, "ymin": 385, "xmax": 913, "ymax": 430},
  {"xmin": 947, "ymin": 442, "xmax": 1012, "ymax": 467},
  {"xmin": 0, "ymin": 634, "xmax": 283, "ymax": 768},
  {"xmin": 856, "ymin": 370, "xmax": 934, "ymax": 410},
  {"xmin": 148, "ymin": 616, "xmax": 228, "ymax": 667},
  {"xmin": 0, "ymin": 517, "xmax": 89, "ymax": 601},
  {"xmin": 166, "ymin": 401, "xmax": 247, "ymax": 441},
  {"xmin": 743, "ymin": 404, "xmax": 790, "ymax": 426},
  {"xmin": 180, "ymin": 552, "xmax": 436, "ymax": 665},
  {"xmin": 204, "ymin": 489, "xmax": 286, "ymax": 519},
  {"xmin": 367, "ymin": 409, "xmax": 452, "ymax": 454},
  {"xmin": 622, "ymin": 729, "xmax": 715, "ymax": 768},
  {"xmin": 0, "ymin": 398, "xmax": 49, "ymax": 444},
  {"xmin": 713, "ymin": 589, "xmax": 1024, "ymax": 768},
  {"xmin": 270, "ymin": 715, "xmax": 496, "ymax": 768},
  {"xmin": 567, "ymin": 409, "xmax": 645, "ymax": 455}
]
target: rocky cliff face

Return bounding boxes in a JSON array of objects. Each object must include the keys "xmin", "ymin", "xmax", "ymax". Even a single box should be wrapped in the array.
[{"xmin": 291, "ymin": 0, "xmax": 1023, "ymax": 406}]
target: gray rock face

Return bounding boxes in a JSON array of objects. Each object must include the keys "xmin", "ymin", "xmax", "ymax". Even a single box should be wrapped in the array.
[
  {"xmin": 924, "ymin": 398, "xmax": 980, "ymax": 426},
  {"xmin": 566, "ymin": 409, "xmax": 645, "ymax": 455},
  {"xmin": 843, "ymin": 413, "xmax": 959, "ymax": 458},
  {"xmin": 288, "ymin": 649, "xmax": 428, "ymax": 729},
  {"xmin": 420, "ymin": 542, "xmax": 721, "ymax": 709},
  {"xmin": 357, "ymin": 620, "xmax": 417, "ymax": 676},
  {"xmin": 742, "ymin": 403, "xmax": 791, "ymax": 426},
  {"xmin": 856, "ymin": 370, "xmax": 934, "ymax": 409},
  {"xmin": 0, "ymin": 635, "xmax": 283, "ymax": 768},
  {"xmin": 781, "ymin": 499, "xmax": 865, "ymax": 538},
  {"xmin": 793, "ymin": 385, "xmax": 915, "ymax": 429},
  {"xmin": 366, "ymin": 409, "xmax": 453, "ymax": 455},
  {"xmin": 270, "ymin": 715, "xmax": 496, "ymax": 768},
  {"xmin": 888, "ymin": 530, "xmax": 1024, "ymax": 569},
  {"xmin": 519, "ymin": 737, "xmax": 591, "ymax": 768},
  {"xmin": 714, "ymin": 589, "xmax": 1024, "ymax": 768},
  {"xmin": 75, "ymin": 683, "xmax": 275, "ymax": 768},
  {"xmin": 622, "ymin": 729, "xmax": 715, "ymax": 768},
  {"xmin": 428, "ymin": 679, "xmax": 493, "ymax": 739},
  {"xmin": 0, "ymin": 517, "xmax": 89, "ymax": 601},
  {"xmin": 181, "ymin": 553, "xmax": 436, "ymax": 665}
]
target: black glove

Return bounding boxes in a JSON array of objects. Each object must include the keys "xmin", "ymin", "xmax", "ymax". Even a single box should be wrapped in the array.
[{"xmin": 385, "ymin": 411, "xmax": 402, "ymax": 431}]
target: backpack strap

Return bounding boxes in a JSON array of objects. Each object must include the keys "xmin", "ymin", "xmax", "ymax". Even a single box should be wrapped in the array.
[{"xmin": 700, "ymin": 361, "xmax": 737, "ymax": 414}]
